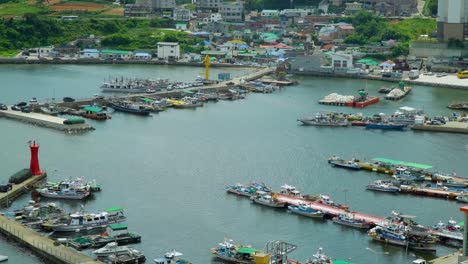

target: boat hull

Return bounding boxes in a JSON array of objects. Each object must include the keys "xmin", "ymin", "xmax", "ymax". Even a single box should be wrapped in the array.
[
  {"xmin": 109, "ymin": 103, "xmax": 150, "ymax": 116},
  {"xmin": 366, "ymin": 186, "xmax": 400, "ymax": 193},
  {"xmin": 332, "ymin": 218, "xmax": 371, "ymax": 229},
  {"xmin": 52, "ymin": 218, "xmax": 126, "ymax": 232},
  {"xmin": 288, "ymin": 206, "xmax": 324, "ymax": 218},
  {"xmin": 365, "ymin": 124, "xmax": 407, "ymax": 130},
  {"xmin": 298, "ymin": 120, "xmax": 348, "ymax": 126},
  {"xmin": 328, "ymin": 160, "xmax": 361, "ymax": 170},
  {"xmin": 101, "ymin": 88, "xmax": 147, "ymax": 93},
  {"xmin": 37, "ymin": 192, "xmax": 89, "ymax": 200},
  {"xmin": 252, "ymin": 199, "xmax": 286, "ymax": 208},
  {"xmin": 226, "ymin": 189, "xmax": 253, "ymax": 197},
  {"xmin": 212, "ymin": 253, "xmax": 254, "ymax": 264}
]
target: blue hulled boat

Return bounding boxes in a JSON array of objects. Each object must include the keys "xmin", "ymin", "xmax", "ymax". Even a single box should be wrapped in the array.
[
  {"xmin": 365, "ymin": 123, "xmax": 407, "ymax": 130},
  {"xmin": 109, "ymin": 101, "xmax": 151, "ymax": 116},
  {"xmin": 287, "ymin": 203, "xmax": 324, "ymax": 218}
]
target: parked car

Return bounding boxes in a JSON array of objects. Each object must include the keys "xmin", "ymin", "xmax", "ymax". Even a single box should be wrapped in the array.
[
  {"xmin": 15, "ymin": 102, "xmax": 27, "ymax": 107},
  {"xmin": 21, "ymin": 106, "xmax": 32, "ymax": 113},
  {"xmin": 63, "ymin": 97, "xmax": 75, "ymax": 102},
  {"xmin": 226, "ymin": 82, "xmax": 235, "ymax": 85},
  {"xmin": 0, "ymin": 103, "xmax": 7, "ymax": 110},
  {"xmin": 0, "ymin": 183, "xmax": 12, "ymax": 193},
  {"xmin": 11, "ymin": 105, "xmax": 21, "ymax": 111}
]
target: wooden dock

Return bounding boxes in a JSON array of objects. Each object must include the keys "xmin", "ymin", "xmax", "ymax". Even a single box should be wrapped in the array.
[
  {"xmin": 0, "ymin": 109, "xmax": 92, "ymax": 133},
  {"xmin": 0, "ymin": 172, "xmax": 46, "ymax": 208},
  {"xmin": 0, "ymin": 215, "xmax": 101, "ymax": 264},
  {"xmin": 412, "ymin": 121, "xmax": 468, "ymax": 134}
]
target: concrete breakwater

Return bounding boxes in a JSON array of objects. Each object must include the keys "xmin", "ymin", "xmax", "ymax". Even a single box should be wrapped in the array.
[
  {"xmin": 290, "ymin": 70, "xmax": 468, "ymax": 90},
  {"xmin": 0, "ymin": 215, "xmax": 101, "ymax": 264},
  {"xmin": 0, "ymin": 172, "xmax": 46, "ymax": 208}
]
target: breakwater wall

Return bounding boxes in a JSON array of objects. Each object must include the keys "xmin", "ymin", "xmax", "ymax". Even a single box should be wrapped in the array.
[
  {"xmin": 290, "ymin": 70, "xmax": 468, "ymax": 90},
  {"xmin": 0, "ymin": 215, "xmax": 101, "ymax": 264},
  {"xmin": 0, "ymin": 173, "xmax": 46, "ymax": 208}
]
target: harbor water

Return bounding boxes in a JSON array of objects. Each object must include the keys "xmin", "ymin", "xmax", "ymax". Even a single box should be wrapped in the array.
[{"xmin": 0, "ymin": 65, "xmax": 468, "ymax": 264}]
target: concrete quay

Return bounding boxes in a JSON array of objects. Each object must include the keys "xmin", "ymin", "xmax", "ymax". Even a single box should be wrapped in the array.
[
  {"xmin": 412, "ymin": 121, "xmax": 468, "ymax": 134},
  {"xmin": 0, "ymin": 108, "xmax": 93, "ymax": 133},
  {"xmin": 0, "ymin": 173, "xmax": 46, "ymax": 208},
  {"xmin": 0, "ymin": 215, "xmax": 101, "ymax": 264}
]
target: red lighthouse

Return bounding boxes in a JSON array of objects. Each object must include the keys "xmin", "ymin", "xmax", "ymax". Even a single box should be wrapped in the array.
[{"xmin": 29, "ymin": 141, "xmax": 42, "ymax": 176}]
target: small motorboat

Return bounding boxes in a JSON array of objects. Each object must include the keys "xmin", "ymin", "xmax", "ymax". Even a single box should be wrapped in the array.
[
  {"xmin": 0, "ymin": 255, "xmax": 7, "ymax": 262},
  {"xmin": 287, "ymin": 203, "xmax": 324, "ymax": 218},
  {"xmin": 366, "ymin": 180, "xmax": 400, "ymax": 193},
  {"xmin": 93, "ymin": 242, "xmax": 130, "ymax": 257}
]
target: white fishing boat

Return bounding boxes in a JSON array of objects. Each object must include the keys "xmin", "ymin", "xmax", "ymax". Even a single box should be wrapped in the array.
[
  {"xmin": 36, "ymin": 188, "xmax": 90, "ymax": 200},
  {"xmin": 250, "ymin": 192, "xmax": 286, "ymax": 208},
  {"xmin": 93, "ymin": 242, "xmax": 130, "ymax": 257},
  {"xmin": 0, "ymin": 255, "xmax": 8, "ymax": 262}
]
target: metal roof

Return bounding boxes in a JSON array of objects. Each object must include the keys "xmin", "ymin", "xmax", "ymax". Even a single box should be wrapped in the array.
[
  {"xmin": 83, "ymin": 106, "xmax": 103, "ymax": 113},
  {"xmin": 372, "ymin": 158, "xmax": 432, "ymax": 170}
]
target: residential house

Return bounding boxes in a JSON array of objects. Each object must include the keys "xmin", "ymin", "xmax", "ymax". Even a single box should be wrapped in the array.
[
  {"xmin": 124, "ymin": 4, "xmax": 152, "ymax": 17},
  {"xmin": 174, "ymin": 8, "xmax": 191, "ymax": 22},
  {"xmin": 25, "ymin": 46, "xmax": 54, "ymax": 58},
  {"xmin": 203, "ymin": 13, "xmax": 223, "ymax": 22},
  {"xmin": 345, "ymin": 2, "xmax": 363, "ymax": 14},
  {"xmin": 261, "ymin": 10, "xmax": 279, "ymax": 17},
  {"xmin": 53, "ymin": 44, "xmax": 80, "ymax": 57},
  {"xmin": 330, "ymin": 52, "xmax": 353, "ymax": 69},
  {"xmin": 289, "ymin": 52, "xmax": 326, "ymax": 73},
  {"xmin": 219, "ymin": 1, "xmax": 243, "ymax": 22},
  {"xmin": 80, "ymin": 49, "xmax": 100, "ymax": 58},
  {"xmin": 157, "ymin": 42, "xmax": 180, "ymax": 60},
  {"xmin": 101, "ymin": 49, "xmax": 132, "ymax": 59},
  {"xmin": 133, "ymin": 52, "xmax": 153, "ymax": 60}
]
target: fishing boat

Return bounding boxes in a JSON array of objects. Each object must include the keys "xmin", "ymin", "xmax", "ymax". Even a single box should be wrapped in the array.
[
  {"xmin": 226, "ymin": 183, "xmax": 256, "ymax": 197},
  {"xmin": 0, "ymin": 255, "xmax": 7, "ymax": 262},
  {"xmin": 14, "ymin": 201, "xmax": 67, "ymax": 225},
  {"xmin": 109, "ymin": 101, "xmax": 151, "ymax": 116},
  {"xmin": 310, "ymin": 247, "xmax": 332, "ymax": 264},
  {"xmin": 378, "ymin": 86, "xmax": 393, "ymax": 94},
  {"xmin": 104, "ymin": 248, "xmax": 146, "ymax": 264},
  {"xmin": 366, "ymin": 180, "xmax": 400, "ymax": 193},
  {"xmin": 298, "ymin": 113, "xmax": 349, "ymax": 126},
  {"xmin": 43, "ymin": 207, "xmax": 126, "ymax": 232},
  {"xmin": 93, "ymin": 242, "xmax": 131, "ymax": 257},
  {"xmin": 36, "ymin": 188, "xmax": 90, "ymax": 200},
  {"xmin": 247, "ymin": 182, "xmax": 272, "ymax": 193},
  {"xmin": 40, "ymin": 178, "xmax": 101, "ymax": 193},
  {"xmin": 250, "ymin": 192, "xmax": 286, "ymax": 208},
  {"xmin": 388, "ymin": 106, "xmax": 425, "ymax": 125},
  {"xmin": 68, "ymin": 224, "xmax": 141, "ymax": 250},
  {"xmin": 279, "ymin": 184, "xmax": 302, "ymax": 197},
  {"xmin": 40, "ymin": 105, "xmax": 59, "ymax": 116},
  {"xmin": 154, "ymin": 250, "xmax": 192, "ymax": 264},
  {"xmin": 316, "ymin": 194, "xmax": 349, "ymax": 210},
  {"xmin": 288, "ymin": 202, "xmax": 324, "ymax": 218},
  {"xmin": 365, "ymin": 122, "xmax": 407, "ymax": 130},
  {"xmin": 439, "ymin": 178, "xmax": 468, "ymax": 188},
  {"xmin": 456, "ymin": 193, "xmax": 468, "ymax": 203},
  {"xmin": 81, "ymin": 106, "xmax": 111, "ymax": 120},
  {"xmin": 211, "ymin": 239, "xmax": 259, "ymax": 264},
  {"xmin": 432, "ymin": 219, "xmax": 463, "ymax": 237},
  {"xmin": 447, "ymin": 103, "xmax": 468, "ymax": 111},
  {"xmin": 368, "ymin": 224, "xmax": 436, "ymax": 252},
  {"xmin": 332, "ymin": 213, "xmax": 372, "ymax": 229},
  {"xmin": 328, "ymin": 156, "xmax": 361, "ymax": 170},
  {"xmin": 392, "ymin": 167, "xmax": 425, "ymax": 182},
  {"xmin": 173, "ymin": 97, "xmax": 203, "ymax": 109}
]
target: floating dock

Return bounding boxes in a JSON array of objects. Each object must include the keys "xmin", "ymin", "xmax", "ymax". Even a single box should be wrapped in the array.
[
  {"xmin": 399, "ymin": 186, "xmax": 460, "ymax": 200},
  {"xmin": 0, "ymin": 109, "xmax": 92, "ymax": 132},
  {"xmin": 0, "ymin": 215, "xmax": 101, "ymax": 264},
  {"xmin": 412, "ymin": 122, "xmax": 468, "ymax": 134},
  {"xmin": 275, "ymin": 193, "xmax": 385, "ymax": 224},
  {"xmin": 352, "ymin": 96, "xmax": 380, "ymax": 108},
  {"xmin": 0, "ymin": 172, "xmax": 46, "ymax": 208}
]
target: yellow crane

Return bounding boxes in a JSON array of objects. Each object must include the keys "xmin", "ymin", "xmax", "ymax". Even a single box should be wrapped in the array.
[{"xmin": 203, "ymin": 54, "xmax": 210, "ymax": 80}]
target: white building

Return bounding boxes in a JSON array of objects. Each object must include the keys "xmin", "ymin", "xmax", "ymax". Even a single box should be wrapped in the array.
[
  {"xmin": 152, "ymin": 0, "xmax": 175, "ymax": 9},
  {"xmin": 260, "ymin": 9, "xmax": 279, "ymax": 17},
  {"xmin": 437, "ymin": 0, "xmax": 468, "ymax": 40},
  {"xmin": 157, "ymin": 42, "xmax": 180, "ymax": 60},
  {"xmin": 203, "ymin": 13, "xmax": 223, "ymax": 22},
  {"xmin": 197, "ymin": 0, "xmax": 222, "ymax": 10},
  {"xmin": 80, "ymin": 49, "xmax": 100, "ymax": 58},
  {"xmin": 330, "ymin": 52, "xmax": 353, "ymax": 69}
]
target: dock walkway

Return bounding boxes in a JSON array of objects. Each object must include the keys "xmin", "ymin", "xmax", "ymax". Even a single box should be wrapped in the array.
[
  {"xmin": 275, "ymin": 194, "xmax": 385, "ymax": 224},
  {"xmin": 412, "ymin": 121, "xmax": 468, "ymax": 134},
  {"xmin": 0, "ymin": 109, "xmax": 92, "ymax": 132},
  {"xmin": 0, "ymin": 215, "xmax": 101, "ymax": 264},
  {"xmin": 0, "ymin": 173, "xmax": 46, "ymax": 208}
]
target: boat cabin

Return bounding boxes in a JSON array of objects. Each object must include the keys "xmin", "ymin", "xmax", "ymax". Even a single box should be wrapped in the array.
[
  {"xmin": 105, "ymin": 207, "xmax": 126, "ymax": 222},
  {"xmin": 70, "ymin": 212, "xmax": 109, "ymax": 226}
]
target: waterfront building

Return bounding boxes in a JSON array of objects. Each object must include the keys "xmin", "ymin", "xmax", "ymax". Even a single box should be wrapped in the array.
[
  {"xmin": 219, "ymin": 1, "xmax": 243, "ymax": 22},
  {"xmin": 437, "ymin": 0, "xmax": 468, "ymax": 41},
  {"xmin": 100, "ymin": 50, "xmax": 132, "ymax": 60},
  {"xmin": 345, "ymin": 2, "xmax": 363, "ymax": 14},
  {"xmin": 157, "ymin": 42, "xmax": 180, "ymax": 61},
  {"xmin": 133, "ymin": 52, "xmax": 153, "ymax": 60},
  {"xmin": 260, "ymin": 9, "xmax": 279, "ymax": 17},
  {"xmin": 124, "ymin": 3, "xmax": 152, "ymax": 17},
  {"xmin": 79, "ymin": 49, "xmax": 100, "ymax": 59}
]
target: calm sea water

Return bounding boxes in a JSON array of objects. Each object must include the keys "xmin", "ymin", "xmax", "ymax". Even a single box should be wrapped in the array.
[{"xmin": 0, "ymin": 65, "xmax": 467, "ymax": 264}]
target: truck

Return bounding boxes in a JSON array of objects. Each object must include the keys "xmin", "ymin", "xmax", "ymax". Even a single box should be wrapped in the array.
[{"xmin": 409, "ymin": 69, "xmax": 419, "ymax": 79}]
